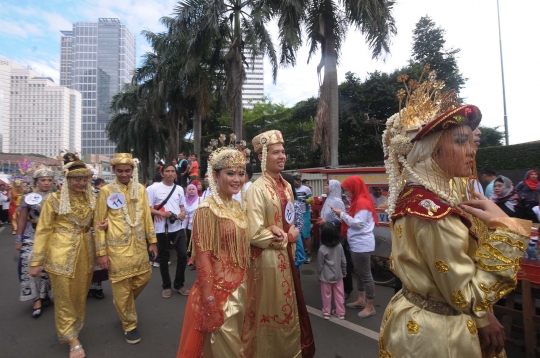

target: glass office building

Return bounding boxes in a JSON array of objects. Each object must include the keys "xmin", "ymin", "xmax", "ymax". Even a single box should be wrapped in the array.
[{"xmin": 60, "ymin": 18, "xmax": 136, "ymax": 156}]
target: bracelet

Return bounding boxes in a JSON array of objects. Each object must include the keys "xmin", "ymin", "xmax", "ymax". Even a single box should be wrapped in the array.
[{"xmin": 204, "ymin": 296, "xmax": 215, "ymax": 305}]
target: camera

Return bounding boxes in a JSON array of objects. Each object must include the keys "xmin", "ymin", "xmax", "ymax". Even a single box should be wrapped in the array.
[{"xmin": 168, "ymin": 212, "xmax": 179, "ymax": 224}]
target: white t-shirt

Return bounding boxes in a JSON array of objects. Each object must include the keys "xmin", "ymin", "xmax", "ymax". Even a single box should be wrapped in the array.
[
  {"xmin": 183, "ymin": 197, "xmax": 202, "ymax": 231},
  {"xmin": 202, "ymin": 188, "xmax": 212, "ymax": 200},
  {"xmin": 146, "ymin": 182, "xmax": 186, "ymax": 233},
  {"xmin": 0, "ymin": 191, "xmax": 9, "ymax": 209},
  {"xmin": 370, "ymin": 194, "xmax": 388, "ymax": 208}
]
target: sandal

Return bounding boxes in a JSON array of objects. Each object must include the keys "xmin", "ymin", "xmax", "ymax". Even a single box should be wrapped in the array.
[
  {"xmin": 69, "ymin": 344, "xmax": 85, "ymax": 358},
  {"xmin": 345, "ymin": 302, "xmax": 365, "ymax": 309},
  {"xmin": 32, "ymin": 307, "xmax": 42, "ymax": 318}
]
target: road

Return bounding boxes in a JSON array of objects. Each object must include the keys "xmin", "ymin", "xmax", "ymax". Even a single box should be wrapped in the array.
[{"xmin": 0, "ymin": 225, "xmax": 523, "ymax": 357}]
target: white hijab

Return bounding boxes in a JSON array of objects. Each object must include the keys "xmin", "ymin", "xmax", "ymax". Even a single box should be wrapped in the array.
[{"xmin": 321, "ymin": 180, "xmax": 346, "ymax": 222}]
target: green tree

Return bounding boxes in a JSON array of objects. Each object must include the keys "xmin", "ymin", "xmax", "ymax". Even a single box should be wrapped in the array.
[
  {"xmin": 276, "ymin": 0, "xmax": 397, "ymax": 166},
  {"xmin": 411, "ymin": 16, "xmax": 466, "ymax": 91},
  {"xmin": 168, "ymin": 0, "xmax": 279, "ymax": 141},
  {"xmin": 478, "ymin": 125, "xmax": 505, "ymax": 148}
]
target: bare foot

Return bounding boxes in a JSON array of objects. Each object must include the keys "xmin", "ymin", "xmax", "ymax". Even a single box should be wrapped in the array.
[{"xmin": 32, "ymin": 300, "xmax": 42, "ymax": 310}]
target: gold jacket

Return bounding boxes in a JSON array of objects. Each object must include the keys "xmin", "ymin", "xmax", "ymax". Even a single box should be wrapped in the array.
[
  {"xmin": 94, "ymin": 179, "xmax": 157, "ymax": 282},
  {"xmin": 30, "ymin": 193, "xmax": 95, "ymax": 278}
]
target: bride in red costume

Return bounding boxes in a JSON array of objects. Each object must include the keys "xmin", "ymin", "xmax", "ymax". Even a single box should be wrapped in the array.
[{"xmin": 177, "ymin": 147, "xmax": 250, "ymax": 358}]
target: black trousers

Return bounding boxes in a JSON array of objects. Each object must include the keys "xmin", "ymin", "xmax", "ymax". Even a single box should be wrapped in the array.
[
  {"xmin": 157, "ymin": 230, "xmax": 188, "ymax": 290},
  {"xmin": 0, "ymin": 209, "xmax": 7, "ymax": 223},
  {"xmin": 342, "ymin": 239, "xmax": 354, "ymax": 295}
]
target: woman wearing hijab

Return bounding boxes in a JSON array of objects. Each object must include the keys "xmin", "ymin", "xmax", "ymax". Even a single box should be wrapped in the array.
[
  {"xmin": 515, "ymin": 170, "xmax": 540, "ymax": 222},
  {"xmin": 329, "ymin": 176, "xmax": 378, "ymax": 319},
  {"xmin": 378, "ymin": 69, "xmax": 530, "ymax": 357},
  {"xmin": 183, "ymin": 184, "xmax": 201, "ymax": 269},
  {"xmin": 490, "ymin": 175, "xmax": 521, "ymax": 217},
  {"xmin": 190, "ymin": 180, "xmax": 204, "ymax": 197}
]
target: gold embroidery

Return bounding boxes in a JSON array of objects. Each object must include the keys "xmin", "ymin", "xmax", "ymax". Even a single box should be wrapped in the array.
[
  {"xmin": 109, "ymin": 262, "xmax": 151, "ymax": 278},
  {"xmin": 378, "ymin": 337, "xmax": 393, "ymax": 358},
  {"xmin": 452, "ymin": 289, "xmax": 468, "ymax": 308},
  {"xmin": 383, "ymin": 308, "xmax": 393, "ymax": 325},
  {"xmin": 402, "ymin": 286, "xmax": 459, "ymax": 316},
  {"xmin": 389, "ymin": 220, "xmax": 394, "ymax": 231},
  {"xmin": 400, "ymin": 188, "xmax": 415, "ymax": 199},
  {"xmin": 396, "ymin": 225, "xmax": 403, "ymax": 238},
  {"xmin": 489, "ymin": 233, "xmax": 527, "ymax": 252},
  {"xmin": 419, "ymin": 199, "xmax": 440, "ymax": 216},
  {"xmin": 389, "ymin": 255, "xmax": 394, "ymax": 272},
  {"xmin": 57, "ymin": 319, "xmax": 83, "ymax": 343},
  {"xmin": 406, "ymin": 206, "xmax": 453, "ymax": 219},
  {"xmin": 467, "ymin": 320, "xmax": 478, "ymax": 335},
  {"xmin": 435, "ymin": 260, "xmax": 449, "ymax": 273},
  {"xmin": 479, "ymin": 243, "xmax": 513, "ymax": 264},
  {"xmin": 407, "ymin": 320, "xmax": 419, "ymax": 334}
]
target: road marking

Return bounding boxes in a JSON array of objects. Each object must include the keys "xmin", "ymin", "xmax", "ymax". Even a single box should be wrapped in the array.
[
  {"xmin": 0, "ymin": 227, "xmax": 5, "ymax": 233},
  {"xmin": 307, "ymin": 305, "xmax": 379, "ymax": 341}
]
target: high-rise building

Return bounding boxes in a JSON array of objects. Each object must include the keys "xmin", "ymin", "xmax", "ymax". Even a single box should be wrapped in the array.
[
  {"xmin": 243, "ymin": 55, "xmax": 264, "ymax": 108},
  {"xmin": 60, "ymin": 18, "xmax": 136, "ymax": 156},
  {"xmin": 0, "ymin": 59, "xmax": 81, "ymax": 157}
]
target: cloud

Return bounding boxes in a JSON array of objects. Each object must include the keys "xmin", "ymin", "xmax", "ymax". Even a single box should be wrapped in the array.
[
  {"xmin": 42, "ymin": 12, "xmax": 73, "ymax": 33},
  {"xmin": 0, "ymin": 19, "xmax": 43, "ymax": 38}
]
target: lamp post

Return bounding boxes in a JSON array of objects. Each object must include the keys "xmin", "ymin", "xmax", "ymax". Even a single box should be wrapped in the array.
[{"xmin": 497, "ymin": 0, "xmax": 509, "ymax": 146}]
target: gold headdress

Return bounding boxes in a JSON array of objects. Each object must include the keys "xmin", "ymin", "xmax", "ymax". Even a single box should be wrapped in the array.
[
  {"xmin": 58, "ymin": 152, "xmax": 95, "ymax": 215},
  {"xmin": 33, "ymin": 165, "xmax": 55, "ymax": 179},
  {"xmin": 383, "ymin": 65, "xmax": 482, "ymax": 215},
  {"xmin": 207, "ymin": 147, "xmax": 247, "ymax": 208},
  {"xmin": 252, "ymin": 130, "xmax": 284, "ymax": 173},
  {"xmin": 110, "ymin": 153, "xmax": 139, "ymax": 199}
]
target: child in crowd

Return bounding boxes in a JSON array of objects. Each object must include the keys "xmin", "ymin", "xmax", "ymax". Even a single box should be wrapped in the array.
[{"xmin": 317, "ymin": 222, "xmax": 347, "ymax": 320}]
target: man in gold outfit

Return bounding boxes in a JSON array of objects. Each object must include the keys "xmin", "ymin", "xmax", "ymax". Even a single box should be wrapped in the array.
[
  {"xmin": 94, "ymin": 153, "xmax": 158, "ymax": 344},
  {"xmin": 241, "ymin": 130, "xmax": 315, "ymax": 358}
]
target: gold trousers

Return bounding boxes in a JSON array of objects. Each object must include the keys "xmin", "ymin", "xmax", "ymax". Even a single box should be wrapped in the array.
[
  {"xmin": 111, "ymin": 270, "xmax": 152, "ymax": 331},
  {"xmin": 48, "ymin": 240, "xmax": 92, "ymax": 343}
]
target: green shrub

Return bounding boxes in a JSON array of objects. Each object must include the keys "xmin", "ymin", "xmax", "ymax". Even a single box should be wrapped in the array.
[{"xmin": 476, "ymin": 141, "xmax": 540, "ymax": 170}]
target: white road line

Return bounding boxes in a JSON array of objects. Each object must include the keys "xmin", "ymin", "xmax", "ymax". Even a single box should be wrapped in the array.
[
  {"xmin": 0, "ymin": 227, "xmax": 5, "ymax": 233},
  {"xmin": 307, "ymin": 305, "xmax": 379, "ymax": 341}
]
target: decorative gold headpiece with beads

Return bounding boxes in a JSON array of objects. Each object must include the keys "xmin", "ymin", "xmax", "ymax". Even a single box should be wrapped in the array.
[
  {"xmin": 33, "ymin": 165, "xmax": 55, "ymax": 179},
  {"xmin": 205, "ymin": 133, "xmax": 251, "ymax": 163},
  {"xmin": 58, "ymin": 152, "xmax": 95, "ymax": 215},
  {"xmin": 110, "ymin": 153, "xmax": 139, "ymax": 200},
  {"xmin": 207, "ymin": 147, "xmax": 247, "ymax": 208},
  {"xmin": 383, "ymin": 65, "xmax": 481, "ymax": 215},
  {"xmin": 252, "ymin": 130, "xmax": 284, "ymax": 174}
]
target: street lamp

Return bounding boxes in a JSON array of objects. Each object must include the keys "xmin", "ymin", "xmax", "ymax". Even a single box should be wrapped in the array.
[{"xmin": 497, "ymin": 0, "xmax": 509, "ymax": 146}]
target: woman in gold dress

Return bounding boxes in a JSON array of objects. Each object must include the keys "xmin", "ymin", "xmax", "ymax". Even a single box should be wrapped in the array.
[
  {"xmin": 378, "ymin": 69, "xmax": 531, "ymax": 358},
  {"xmin": 29, "ymin": 153, "xmax": 102, "ymax": 358},
  {"xmin": 177, "ymin": 147, "xmax": 250, "ymax": 358}
]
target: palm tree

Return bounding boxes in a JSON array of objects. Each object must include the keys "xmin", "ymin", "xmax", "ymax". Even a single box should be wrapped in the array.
[
  {"xmin": 276, "ymin": 0, "xmax": 397, "ymax": 166},
  {"xmin": 168, "ymin": 0, "xmax": 279, "ymax": 140}
]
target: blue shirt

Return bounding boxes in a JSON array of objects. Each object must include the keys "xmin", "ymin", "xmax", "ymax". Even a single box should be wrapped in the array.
[{"xmin": 485, "ymin": 180, "xmax": 495, "ymax": 199}]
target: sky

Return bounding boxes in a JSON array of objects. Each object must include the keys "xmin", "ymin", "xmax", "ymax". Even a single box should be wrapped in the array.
[{"xmin": 1, "ymin": 0, "xmax": 538, "ymax": 145}]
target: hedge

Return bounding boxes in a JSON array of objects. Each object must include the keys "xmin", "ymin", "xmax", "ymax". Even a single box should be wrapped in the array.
[{"xmin": 476, "ymin": 141, "xmax": 540, "ymax": 170}]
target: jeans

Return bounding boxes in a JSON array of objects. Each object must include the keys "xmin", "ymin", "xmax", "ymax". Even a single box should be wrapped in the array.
[{"xmin": 156, "ymin": 230, "xmax": 188, "ymax": 290}]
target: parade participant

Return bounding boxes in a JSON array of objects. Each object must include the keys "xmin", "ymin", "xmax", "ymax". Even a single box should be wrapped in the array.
[
  {"xmin": 177, "ymin": 147, "xmax": 250, "ymax": 357},
  {"xmin": 9, "ymin": 179, "xmax": 24, "ymax": 234},
  {"xmin": 293, "ymin": 174, "xmax": 314, "ymax": 263},
  {"xmin": 242, "ymin": 130, "xmax": 315, "ymax": 358},
  {"xmin": 147, "ymin": 163, "xmax": 189, "ymax": 298},
  {"xmin": 94, "ymin": 153, "xmax": 158, "ymax": 344},
  {"xmin": 332, "ymin": 176, "xmax": 378, "ymax": 318},
  {"xmin": 89, "ymin": 177, "xmax": 108, "ymax": 299},
  {"xmin": 378, "ymin": 69, "xmax": 531, "ymax": 357},
  {"xmin": 15, "ymin": 165, "xmax": 54, "ymax": 318},
  {"xmin": 29, "ymin": 154, "xmax": 99, "ymax": 358}
]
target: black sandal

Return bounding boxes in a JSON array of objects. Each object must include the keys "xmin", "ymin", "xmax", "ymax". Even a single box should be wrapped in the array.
[{"xmin": 32, "ymin": 299, "xmax": 42, "ymax": 318}]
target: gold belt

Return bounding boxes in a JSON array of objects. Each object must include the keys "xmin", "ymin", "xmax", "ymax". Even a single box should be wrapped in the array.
[
  {"xmin": 54, "ymin": 227, "xmax": 91, "ymax": 234},
  {"xmin": 402, "ymin": 286, "xmax": 460, "ymax": 316}
]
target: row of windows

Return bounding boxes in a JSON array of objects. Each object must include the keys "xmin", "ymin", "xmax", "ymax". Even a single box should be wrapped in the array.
[
  {"xmin": 82, "ymin": 140, "xmax": 113, "ymax": 147},
  {"xmin": 83, "ymin": 131, "xmax": 107, "ymax": 139},
  {"xmin": 82, "ymin": 146, "xmax": 114, "ymax": 155}
]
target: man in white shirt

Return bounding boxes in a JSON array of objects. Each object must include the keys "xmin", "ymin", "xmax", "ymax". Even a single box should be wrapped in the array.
[
  {"xmin": 201, "ymin": 173, "xmax": 212, "ymax": 200},
  {"xmin": 370, "ymin": 187, "xmax": 388, "ymax": 208},
  {"xmin": 0, "ymin": 183, "xmax": 8, "ymax": 224},
  {"xmin": 146, "ymin": 163, "xmax": 189, "ymax": 298}
]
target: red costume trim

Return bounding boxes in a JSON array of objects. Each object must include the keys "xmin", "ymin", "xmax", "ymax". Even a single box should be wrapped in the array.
[{"xmin": 412, "ymin": 105, "xmax": 482, "ymax": 142}]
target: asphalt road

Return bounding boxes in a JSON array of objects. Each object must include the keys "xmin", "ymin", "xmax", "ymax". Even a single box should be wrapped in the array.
[{"xmin": 0, "ymin": 225, "xmax": 524, "ymax": 358}]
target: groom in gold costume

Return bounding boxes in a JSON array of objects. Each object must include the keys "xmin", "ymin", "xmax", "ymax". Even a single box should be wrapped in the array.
[
  {"xmin": 95, "ymin": 153, "xmax": 158, "ymax": 344},
  {"xmin": 242, "ymin": 130, "xmax": 315, "ymax": 358}
]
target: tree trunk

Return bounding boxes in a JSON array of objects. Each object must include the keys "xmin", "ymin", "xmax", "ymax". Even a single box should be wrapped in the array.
[
  {"xmin": 325, "ymin": 35, "xmax": 339, "ymax": 167},
  {"xmin": 147, "ymin": 137, "xmax": 154, "ymax": 183},
  {"xmin": 193, "ymin": 108, "xmax": 201, "ymax": 162},
  {"xmin": 232, "ymin": 8, "xmax": 243, "ymax": 140}
]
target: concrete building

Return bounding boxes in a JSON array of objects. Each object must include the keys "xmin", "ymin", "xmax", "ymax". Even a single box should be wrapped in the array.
[
  {"xmin": 60, "ymin": 18, "xmax": 136, "ymax": 157},
  {"xmin": 0, "ymin": 59, "xmax": 81, "ymax": 157},
  {"xmin": 243, "ymin": 55, "xmax": 264, "ymax": 108}
]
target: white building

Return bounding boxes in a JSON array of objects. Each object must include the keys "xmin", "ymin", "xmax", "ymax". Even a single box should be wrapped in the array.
[
  {"xmin": 243, "ymin": 55, "xmax": 264, "ymax": 108},
  {"xmin": 60, "ymin": 18, "xmax": 136, "ymax": 157},
  {"xmin": 0, "ymin": 59, "xmax": 81, "ymax": 157}
]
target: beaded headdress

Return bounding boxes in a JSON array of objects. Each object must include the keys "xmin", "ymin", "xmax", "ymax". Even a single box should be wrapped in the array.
[
  {"xmin": 252, "ymin": 130, "xmax": 284, "ymax": 173},
  {"xmin": 383, "ymin": 65, "xmax": 482, "ymax": 215},
  {"xmin": 33, "ymin": 165, "xmax": 56, "ymax": 179},
  {"xmin": 207, "ymin": 147, "xmax": 247, "ymax": 208},
  {"xmin": 58, "ymin": 152, "xmax": 95, "ymax": 215},
  {"xmin": 110, "ymin": 153, "xmax": 139, "ymax": 200}
]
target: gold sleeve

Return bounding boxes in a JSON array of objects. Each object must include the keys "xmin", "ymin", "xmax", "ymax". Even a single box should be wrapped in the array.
[
  {"xmin": 94, "ymin": 187, "xmax": 109, "ymax": 256},
  {"xmin": 246, "ymin": 184, "xmax": 286, "ymax": 250},
  {"xmin": 30, "ymin": 196, "xmax": 56, "ymax": 267},
  {"xmin": 140, "ymin": 184, "xmax": 157, "ymax": 244},
  {"xmin": 416, "ymin": 214, "xmax": 529, "ymax": 319}
]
